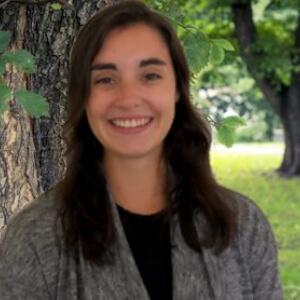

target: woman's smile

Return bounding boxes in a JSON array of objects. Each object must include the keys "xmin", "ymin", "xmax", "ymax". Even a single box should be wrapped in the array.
[
  {"xmin": 108, "ymin": 116, "xmax": 154, "ymax": 134},
  {"xmin": 110, "ymin": 116, "xmax": 152, "ymax": 128}
]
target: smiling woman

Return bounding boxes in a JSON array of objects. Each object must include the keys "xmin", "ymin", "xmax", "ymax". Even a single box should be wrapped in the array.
[{"xmin": 0, "ymin": 1, "xmax": 283, "ymax": 299}]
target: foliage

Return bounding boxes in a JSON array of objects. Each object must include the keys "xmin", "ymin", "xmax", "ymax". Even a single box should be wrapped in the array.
[
  {"xmin": 216, "ymin": 116, "xmax": 245, "ymax": 147},
  {"xmin": 15, "ymin": 90, "xmax": 50, "ymax": 118},
  {"xmin": 145, "ymin": 0, "xmax": 236, "ymax": 74},
  {"xmin": 2, "ymin": 50, "xmax": 37, "ymax": 73},
  {"xmin": 194, "ymin": 61, "xmax": 281, "ymax": 142},
  {"xmin": 177, "ymin": 0, "xmax": 299, "ymax": 87},
  {"xmin": 182, "ymin": 32, "xmax": 211, "ymax": 72},
  {"xmin": 50, "ymin": 3, "xmax": 62, "ymax": 11},
  {"xmin": 0, "ymin": 30, "xmax": 49, "ymax": 118},
  {"xmin": 211, "ymin": 144, "xmax": 300, "ymax": 300}
]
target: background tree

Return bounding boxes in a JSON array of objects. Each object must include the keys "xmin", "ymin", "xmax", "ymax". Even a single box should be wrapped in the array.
[
  {"xmin": 161, "ymin": 0, "xmax": 300, "ymax": 176},
  {"xmin": 194, "ymin": 63, "xmax": 280, "ymax": 143},
  {"xmin": 231, "ymin": 0, "xmax": 300, "ymax": 176}
]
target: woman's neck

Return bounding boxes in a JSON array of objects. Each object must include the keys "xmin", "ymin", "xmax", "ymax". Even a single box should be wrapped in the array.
[{"xmin": 103, "ymin": 153, "xmax": 167, "ymax": 215}]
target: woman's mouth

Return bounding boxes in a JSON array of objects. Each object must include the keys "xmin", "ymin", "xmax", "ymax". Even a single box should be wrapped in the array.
[{"xmin": 110, "ymin": 117, "xmax": 153, "ymax": 128}]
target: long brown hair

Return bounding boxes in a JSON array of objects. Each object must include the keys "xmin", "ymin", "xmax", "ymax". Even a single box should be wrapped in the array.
[{"xmin": 56, "ymin": 0, "xmax": 237, "ymax": 264}]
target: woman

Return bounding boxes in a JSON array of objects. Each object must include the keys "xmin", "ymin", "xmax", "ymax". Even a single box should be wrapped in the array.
[{"xmin": 0, "ymin": 1, "xmax": 283, "ymax": 299}]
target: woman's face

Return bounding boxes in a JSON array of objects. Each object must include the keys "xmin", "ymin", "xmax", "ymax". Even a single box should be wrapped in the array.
[{"xmin": 86, "ymin": 23, "xmax": 178, "ymax": 162}]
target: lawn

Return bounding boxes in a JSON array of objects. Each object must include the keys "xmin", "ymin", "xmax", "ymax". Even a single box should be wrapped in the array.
[{"xmin": 211, "ymin": 144, "xmax": 300, "ymax": 300}]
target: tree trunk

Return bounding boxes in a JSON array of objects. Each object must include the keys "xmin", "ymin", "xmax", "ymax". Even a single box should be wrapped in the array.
[
  {"xmin": 278, "ymin": 75, "xmax": 300, "ymax": 176},
  {"xmin": 231, "ymin": 0, "xmax": 300, "ymax": 177},
  {"xmin": 0, "ymin": 0, "xmax": 123, "ymax": 233},
  {"xmin": 0, "ymin": 4, "xmax": 40, "ymax": 234}
]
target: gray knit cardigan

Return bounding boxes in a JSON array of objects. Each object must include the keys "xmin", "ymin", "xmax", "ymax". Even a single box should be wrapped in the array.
[{"xmin": 0, "ymin": 189, "xmax": 283, "ymax": 299}]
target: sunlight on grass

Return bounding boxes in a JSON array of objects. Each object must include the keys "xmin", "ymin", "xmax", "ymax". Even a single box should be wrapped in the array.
[{"xmin": 211, "ymin": 148, "xmax": 300, "ymax": 300}]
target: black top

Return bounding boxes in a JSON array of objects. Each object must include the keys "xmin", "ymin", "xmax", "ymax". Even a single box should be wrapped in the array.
[{"xmin": 117, "ymin": 204, "xmax": 172, "ymax": 300}]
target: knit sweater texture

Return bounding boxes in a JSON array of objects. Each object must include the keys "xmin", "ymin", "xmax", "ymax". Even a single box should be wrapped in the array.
[{"xmin": 0, "ymin": 189, "xmax": 283, "ymax": 299}]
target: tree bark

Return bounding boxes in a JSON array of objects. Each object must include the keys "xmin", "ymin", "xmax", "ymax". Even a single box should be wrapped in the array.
[
  {"xmin": 0, "ymin": 0, "xmax": 123, "ymax": 232},
  {"xmin": 278, "ymin": 74, "xmax": 300, "ymax": 176},
  {"xmin": 0, "ymin": 4, "xmax": 40, "ymax": 233},
  {"xmin": 231, "ymin": 0, "xmax": 300, "ymax": 177}
]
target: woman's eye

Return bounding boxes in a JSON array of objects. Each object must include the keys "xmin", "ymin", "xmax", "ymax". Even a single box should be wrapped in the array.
[
  {"xmin": 95, "ymin": 77, "xmax": 114, "ymax": 85},
  {"xmin": 144, "ymin": 73, "xmax": 161, "ymax": 81}
]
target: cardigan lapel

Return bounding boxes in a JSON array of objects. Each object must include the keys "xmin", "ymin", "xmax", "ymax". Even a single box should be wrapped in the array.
[
  {"xmin": 171, "ymin": 213, "xmax": 244, "ymax": 300},
  {"xmin": 171, "ymin": 214, "xmax": 215, "ymax": 300},
  {"xmin": 201, "ymin": 247, "xmax": 243, "ymax": 300}
]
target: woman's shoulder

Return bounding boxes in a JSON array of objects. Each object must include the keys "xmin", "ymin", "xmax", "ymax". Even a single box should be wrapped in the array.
[
  {"xmin": 0, "ymin": 187, "xmax": 65, "ymax": 299},
  {"xmin": 231, "ymin": 191, "xmax": 273, "ymax": 236},
  {"xmin": 228, "ymin": 193, "xmax": 282, "ymax": 298},
  {"xmin": 1, "ymin": 186, "xmax": 63, "ymax": 253},
  {"xmin": 228, "ymin": 191, "xmax": 279, "ymax": 265}
]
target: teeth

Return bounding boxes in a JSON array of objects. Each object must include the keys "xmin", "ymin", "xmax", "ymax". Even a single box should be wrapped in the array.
[{"xmin": 111, "ymin": 118, "xmax": 151, "ymax": 128}]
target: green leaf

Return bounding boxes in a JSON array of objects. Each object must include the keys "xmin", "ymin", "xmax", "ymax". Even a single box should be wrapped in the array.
[
  {"xmin": 221, "ymin": 116, "xmax": 245, "ymax": 128},
  {"xmin": 0, "ymin": 57, "xmax": 6, "ymax": 75},
  {"xmin": 0, "ymin": 84, "xmax": 12, "ymax": 115},
  {"xmin": 217, "ymin": 125, "xmax": 235, "ymax": 147},
  {"xmin": 183, "ymin": 33, "xmax": 210, "ymax": 73},
  {"xmin": 216, "ymin": 116, "xmax": 245, "ymax": 147},
  {"xmin": 2, "ymin": 50, "xmax": 36, "ymax": 73},
  {"xmin": 51, "ymin": 3, "xmax": 62, "ymax": 10},
  {"xmin": 209, "ymin": 43, "xmax": 225, "ymax": 65},
  {"xmin": 233, "ymin": 78, "xmax": 255, "ymax": 93},
  {"xmin": 212, "ymin": 39, "xmax": 235, "ymax": 51},
  {"xmin": 15, "ymin": 90, "xmax": 49, "ymax": 117},
  {"xmin": 253, "ymin": 0, "xmax": 272, "ymax": 21},
  {"xmin": 0, "ymin": 31, "xmax": 11, "ymax": 53}
]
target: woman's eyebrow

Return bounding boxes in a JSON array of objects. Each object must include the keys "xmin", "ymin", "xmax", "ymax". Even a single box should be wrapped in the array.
[
  {"xmin": 139, "ymin": 57, "xmax": 167, "ymax": 67},
  {"xmin": 91, "ymin": 63, "xmax": 117, "ymax": 71}
]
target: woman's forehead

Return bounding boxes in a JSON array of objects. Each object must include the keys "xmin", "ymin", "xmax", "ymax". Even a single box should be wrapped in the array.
[{"xmin": 92, "ymin": 23, "xmax": 171, "ymax": 65}]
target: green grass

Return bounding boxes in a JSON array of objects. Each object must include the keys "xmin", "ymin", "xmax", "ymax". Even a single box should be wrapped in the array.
[{"xmin": 211, "ymin": 148, "xmax": 300, "ymax": 300}]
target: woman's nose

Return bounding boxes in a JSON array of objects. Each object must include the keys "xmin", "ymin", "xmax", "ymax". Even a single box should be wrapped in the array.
[{"xmin": 115, "ymin": 80, "xmax": 141, "ymax": 108}]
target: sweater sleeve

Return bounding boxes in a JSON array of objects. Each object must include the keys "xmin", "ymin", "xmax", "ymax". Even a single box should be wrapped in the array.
[
  {"xmin": 0, "ymin": 211, "xmax": 51, "ymax": 300},
  {"xmin": 238, "ymin": 196, "xmax": 283, "ymax": 300}
]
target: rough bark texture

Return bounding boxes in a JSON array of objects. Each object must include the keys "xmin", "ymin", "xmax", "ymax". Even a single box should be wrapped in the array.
[
  {"xmin": 0, "ymin": 5, "xmax": 40, "ymax": 233},
  {"xmin": 0, "ymin": 0, "xmax": 123, "ymax": 233},
  {"xmin": 231, "ymin": 0, "xmax": 300, "ymax": 177}
]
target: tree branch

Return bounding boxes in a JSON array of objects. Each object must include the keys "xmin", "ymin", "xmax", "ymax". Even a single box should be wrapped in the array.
[
  {"xmin": 0, "ymin": 0, "xmax": 12, "ymax": 8},
  {"xmin": 0, "ymin": 0, "xmax": 48, "ymax": 7},
  {"xmin": 231, "ymin": 0, "xmax": 282, "ymax": 114},
  {"xmin": 0, "ymin": 0, "xmax": 72, "ymax": 9}
]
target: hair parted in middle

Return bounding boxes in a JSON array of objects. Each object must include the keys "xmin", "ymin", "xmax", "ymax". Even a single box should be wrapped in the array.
[{"xmin": 56, "ymin": 0, "xmax": 237, "ymax": 265}]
